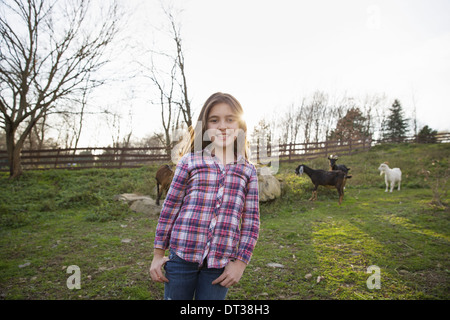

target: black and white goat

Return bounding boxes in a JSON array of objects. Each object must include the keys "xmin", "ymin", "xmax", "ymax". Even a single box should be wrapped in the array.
[
  {"xmin": 328, "ymin": 154, "xmax": 351, "ymax": 189},
  {"xmin": 295, "ymin": 164, "xmax": 351, "ymax": 205},
  {"xmin": 328, "ymin": 154, "xmax": 351, "ymax": 174}
]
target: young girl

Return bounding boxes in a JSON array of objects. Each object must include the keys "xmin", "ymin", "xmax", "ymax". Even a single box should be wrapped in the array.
[{"xmin": 150, "ymin": 92, "xmax": 260, "ymax": 300}]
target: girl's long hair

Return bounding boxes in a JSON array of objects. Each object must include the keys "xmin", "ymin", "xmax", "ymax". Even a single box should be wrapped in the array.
[{"xmin": 179, "ymin": 92, "xmax": 249, "ymax": 160}]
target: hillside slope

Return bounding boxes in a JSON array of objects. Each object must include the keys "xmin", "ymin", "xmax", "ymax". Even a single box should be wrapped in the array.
[{"xmin": 277, "ymin": 143, "xmax": 449, "ymax": 200}]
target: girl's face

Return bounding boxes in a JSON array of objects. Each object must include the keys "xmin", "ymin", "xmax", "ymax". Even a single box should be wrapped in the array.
[{"xmin": 206, "ymin": 103, "xmax": 240, "ymax": 149}]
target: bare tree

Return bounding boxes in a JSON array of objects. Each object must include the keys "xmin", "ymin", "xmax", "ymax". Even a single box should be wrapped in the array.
[
  {"xmin": 251, "ymin": 118, "xmax": 272, "ymax": 162},
  {"xmin": 0, "ymin": 0, "xmax": 120, "ymax": 177},
  {"xmin": 310, "ymin": 91, "xmax": 328, "ymax": 143},
  {"xmin": 103, "ymin": 107, "xmax": 133, "ymax": 150},
  {"xmin": 300, "ymin": 98, "xmax": 315, "ymax": 147},
  {"xmin": 359, "ymin": 93, "xmax": 386, "ymax": 140},
  {"xmin": 71, "ymin": 77, "xmax": 90, "ymax": 151},
  {"xmin": 146, "ymin": 56, "xmax": 178, "ymax": 156},
  {"xmin": 161, "ymin": 4, "xmax": 193, "ymax": 128},
  {"xmin": 139, "ymin": 2, "xmax": 192, "ymax": 156},
  {"xmin": 277, "ymin": 101, "xmax": 303, "ymax": 146}
]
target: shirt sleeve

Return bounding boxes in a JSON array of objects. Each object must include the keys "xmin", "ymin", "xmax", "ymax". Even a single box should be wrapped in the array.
[
  {"xmin": 236, "ymin": 164, "xmax": 260, "ymax": 264},
  {"xmin": 154, "ymin": 153, "xmax": 190, "ymax": 250}
]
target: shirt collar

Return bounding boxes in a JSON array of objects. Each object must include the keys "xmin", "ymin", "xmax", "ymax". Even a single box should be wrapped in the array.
[{"xmin": 202, "ymin": 147, "xmax": 245, "ymax": 165}]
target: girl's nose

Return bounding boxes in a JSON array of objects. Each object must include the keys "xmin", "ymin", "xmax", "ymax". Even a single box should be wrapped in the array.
[{"xmin": 218, "ymin": 120, "xmax": 228, "ymax": 129}]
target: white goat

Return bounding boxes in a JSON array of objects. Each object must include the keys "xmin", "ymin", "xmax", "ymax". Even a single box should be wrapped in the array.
[{"xmin": 378, "ymin": 163, "xmax": 402, "ymax": 192}]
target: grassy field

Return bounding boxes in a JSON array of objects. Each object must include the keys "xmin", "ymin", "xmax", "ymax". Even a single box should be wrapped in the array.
[{"xmin": 0, "ymin": 143, "xmax": 449, "ymax": 300}]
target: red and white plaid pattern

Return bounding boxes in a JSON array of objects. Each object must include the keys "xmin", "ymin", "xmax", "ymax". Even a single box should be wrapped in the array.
[{"xmin": 154, "ymin": 150, "xmax": 260, "ymax": 268}]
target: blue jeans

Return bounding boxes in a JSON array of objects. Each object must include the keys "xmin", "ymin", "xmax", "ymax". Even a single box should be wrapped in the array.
[{"xmin": 163, "ymin": 249, "xmax": 229, "ymax": 300}]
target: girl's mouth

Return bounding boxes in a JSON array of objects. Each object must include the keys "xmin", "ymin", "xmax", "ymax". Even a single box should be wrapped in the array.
[
  {"xmin": 207, "ymin": 129, "xmax": 237, "ymax": 144},
  {"xmin": 216, "ymin": 134, "xmax": 230, "ymax": 140}
]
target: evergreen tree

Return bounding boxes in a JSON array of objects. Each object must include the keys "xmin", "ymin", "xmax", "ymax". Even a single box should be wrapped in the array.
[
  {"xmin": 417, "ymin": 125, "xmax": 438, "ymax": 143},
  {"xmin": 382, "ymin": 100, "xmax": 409, "ymax": 141}
]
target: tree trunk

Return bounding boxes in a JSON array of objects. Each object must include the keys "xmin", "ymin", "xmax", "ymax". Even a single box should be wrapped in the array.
[
  {"xmin": 5, "ymin": 124, "xmax": 23, "ymax": 178},
  {"xmin": 10, "ymin": 146, "xmax": 23, "ymax": 178}
]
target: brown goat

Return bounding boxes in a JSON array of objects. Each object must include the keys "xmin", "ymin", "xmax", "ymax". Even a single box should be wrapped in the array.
[{"xmin": 155, "ymin": 164, "xmax": 174, "ymax": 205}]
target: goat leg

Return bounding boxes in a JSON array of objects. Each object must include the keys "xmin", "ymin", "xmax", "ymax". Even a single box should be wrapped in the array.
[{"xmin": 336, "ymin": 186, "xmax": 344, "ymax": 205}]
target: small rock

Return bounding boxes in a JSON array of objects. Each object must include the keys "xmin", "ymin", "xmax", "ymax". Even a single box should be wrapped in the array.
[
  {"xmin": 317, "ymin": 276, "xmax": 325, "ymax": 283},
  {"xmin": 266, "ymin": 263, "xmax": 284, "ymax": 268},
  {"xmin": 114, "ymin": 193, "xmax": 161, "ymax": 216},
  {"xmin": 305, "ymin": 273, "xmax": 313, "ymax": 280},
  {"xmin": 19, "ymin": 262, "xmax": 31, "ymax": 268},
  {"xmin": 121, "ymin": 239, "xmax": 131, "ymax": 243}
]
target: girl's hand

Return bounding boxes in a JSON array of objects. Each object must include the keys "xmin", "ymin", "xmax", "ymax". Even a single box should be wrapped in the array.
[
  {"xmin": 212, "ymin": 260, "xmax": 247, "ymax": 288},
  {"xmin": 149, "ymin": 251, "xmax": 169, "ymax": 283}
]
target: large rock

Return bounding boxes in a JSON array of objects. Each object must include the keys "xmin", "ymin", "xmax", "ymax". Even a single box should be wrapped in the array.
[
  {"xmin": 257, "ymin": 167, "xmax": 281, "ymax": 202},
  {"xmin": 114, "ymin": 193, "xmax": 161, "ymax": 216}
]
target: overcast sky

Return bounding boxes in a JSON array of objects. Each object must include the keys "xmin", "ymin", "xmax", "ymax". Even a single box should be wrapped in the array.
[{"xmin": 81, "ymin": 0, "xmax": 450, "ymax": 146}]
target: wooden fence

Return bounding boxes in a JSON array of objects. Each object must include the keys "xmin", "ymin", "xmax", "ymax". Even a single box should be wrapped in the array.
[
  {"xmin": 275, "ymin": 137, "xmax": 372, "ymax": 163},
  {"xmin": 1, "ymin": 132, "xmax": 449, "ymax": 171},
  {"xmin": 0, "ymin": 146, "xmax": 171, "ymax": 171}
]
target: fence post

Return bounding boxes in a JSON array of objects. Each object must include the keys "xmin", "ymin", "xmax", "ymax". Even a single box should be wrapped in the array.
[
  {"xmin": 54, "ymin": 148, "xmax": 61, "ymax": 168},
  {"xmin": 288, "ymin": 143, "xmax": 292, "ymax": 162},
  {"xmin": 119, "ymin": 148, "xmax": 124, "ymax": 168}
]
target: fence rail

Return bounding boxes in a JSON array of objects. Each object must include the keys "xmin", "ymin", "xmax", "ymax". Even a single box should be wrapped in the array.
[
  {"xmin": 275, "ymin": 137, "xmax": 373, "ymax": 163},
  {"xmin": 0, "ymin": 146, "xmax": 172, "ymax": 171},
  {"xmin": 1, "ymin": 132, "xmax": 449, "ymax": 171}
]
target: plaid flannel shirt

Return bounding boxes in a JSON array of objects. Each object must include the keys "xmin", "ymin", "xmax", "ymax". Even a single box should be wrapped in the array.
[{"xmin": 154, "ymin": 149, "xmax": 260, "ymax": 269}]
